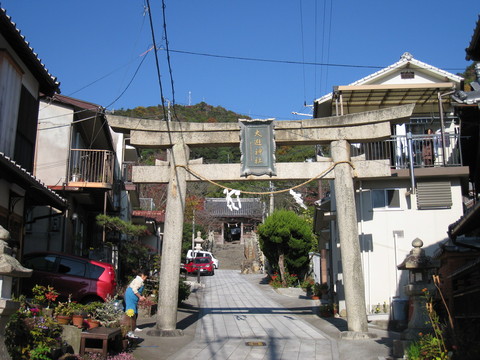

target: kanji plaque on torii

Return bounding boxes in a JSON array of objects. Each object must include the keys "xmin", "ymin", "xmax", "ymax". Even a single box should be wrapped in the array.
[{"xmin": 239, "ymin": 119, "xmax": 276, "ymax": 176}]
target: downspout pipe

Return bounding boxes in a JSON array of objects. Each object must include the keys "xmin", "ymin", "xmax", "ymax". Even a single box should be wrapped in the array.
[{"xmin": 407, "ymin": 132, "xmax": 416, "ymax": 194}]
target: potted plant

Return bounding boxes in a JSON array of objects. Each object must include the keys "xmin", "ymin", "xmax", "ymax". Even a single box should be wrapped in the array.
[
  {"xmin": 84, "ymin": 301, "xmax": 103, "ymax": 329},
  {"xmin": 54, "ymin": 298, "xmax": 75, "ymax": 325},
  {"xmin": 138, "ymin": 295, "xmax": 157, "ymax": 317},
  {"xmin": 301, "ymin": 277, "xmax": 315, "ymax": 295},
  {"xmin": 71, "ymin": 303, "xmax": 85, "ymax": 328},
  {"xmin": 5, "ymin": 306, "xmax": 63, "ymax": 360},
  {"xmin": 94, "ymin": 295, "xmax": 123, "ymax": 328},
  {"xmin": 313, "ymin": 282, "xmax": 329, "ymax": 299},
  {"xmin": 31, "ymin": 284, "xmax": 59, "ymax": 315}
]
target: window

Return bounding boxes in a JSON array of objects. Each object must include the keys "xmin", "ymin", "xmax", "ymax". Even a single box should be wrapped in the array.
[
  {"xmin": 372, "ymin": 189, "xmax": 400, "ymax": 209},
  {"xmin": 58, "ymin": 257, "xmax": 86, "ymax": 277},
  {"xmin": 24, "ymin": 255, "xmax": 57, "ymax": 272},
  {"xmin": 87, "ymin": 263, "xmax": 104, "ymax": 280}
]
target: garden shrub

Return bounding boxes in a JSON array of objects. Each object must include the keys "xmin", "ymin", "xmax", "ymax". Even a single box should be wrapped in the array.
[{"xmin": 258, "ymin": 209, "xmax": 315, "ymax": 286}]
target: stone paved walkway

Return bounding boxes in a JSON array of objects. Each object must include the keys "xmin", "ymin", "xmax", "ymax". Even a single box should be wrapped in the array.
[{"xmin": 168, "ymin": 270, "xmax": 339, "ymax": 360}]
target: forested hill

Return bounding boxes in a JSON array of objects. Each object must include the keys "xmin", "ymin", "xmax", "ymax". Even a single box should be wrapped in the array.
[
  {"xmin": 113, "ymin": 101, "xmax": 317, "ymax": 205},
  {"xmin": 112, "ymin": 101, "xmax": 315, "ymax": 166},
  {"xmin": 111, "ymin": 101, "xmax": 250, "ymax": 123}
]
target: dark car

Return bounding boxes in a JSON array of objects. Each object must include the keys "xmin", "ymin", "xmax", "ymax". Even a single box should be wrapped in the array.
[
  {"xmin": 20, "ymin": 251, "xmax": 117, "ymax": 303},
  {"xmin": 183, "ymin": 257, "xmax": 214, "ymax": 276}
]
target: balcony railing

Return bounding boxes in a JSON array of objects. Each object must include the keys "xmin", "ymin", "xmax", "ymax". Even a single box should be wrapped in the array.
[
  {"xmin": 350, "ymin": 133, "xmax": 462, "ymax": 169},
  {"xmin": 68, "ymin": 149, "xmax": 114, "ymax": 185}
]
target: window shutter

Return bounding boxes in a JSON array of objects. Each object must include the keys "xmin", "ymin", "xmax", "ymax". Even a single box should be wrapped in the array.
[{"xmin": 416, "ymin": 181, "xmax": 452, "ymax": 209}]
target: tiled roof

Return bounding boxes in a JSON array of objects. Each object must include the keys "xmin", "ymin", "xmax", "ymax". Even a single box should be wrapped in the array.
[
  {"xmin": 132, "ymin": 210, "xmax": 165, "ymax": 222},
  {"xmin": 0, "ymin": 152, "xmax": 66, "ymax": 209},
  {"xmin": 0, "ymin": 8, "xmax": 60, "ymax": 95},
  {"xmin": 466, "ymin": 14, "xmax": 480, "ymax": 61},
  {"xmin": 204, "ymin": 198, "xmax": 264, "ymax": 218},
  {"xmin": 314, "ymin": 52, "xmax": 463, "ymax": 106},
  {"xmin": 52, "ymin": 94, "xmax": 103, "ymax": 112}
]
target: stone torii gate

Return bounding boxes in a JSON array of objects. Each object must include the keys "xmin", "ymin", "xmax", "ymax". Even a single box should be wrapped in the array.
[{"xmin": 108, "ymin": 103, "xmax": 414, "ymax": 337}]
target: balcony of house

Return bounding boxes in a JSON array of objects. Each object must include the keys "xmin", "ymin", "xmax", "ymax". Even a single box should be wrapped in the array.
[
  {"xmin": 350, "ymin": 132, "xmax": 464, "ymax": 171},
  {"xmin": 67, "ymin": 149, "xmax": 114, "ymax": 188}
]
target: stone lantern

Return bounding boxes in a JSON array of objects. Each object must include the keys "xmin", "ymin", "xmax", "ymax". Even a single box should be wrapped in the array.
[
  {"xmin": 393, "ymin": 238, "xmax": 439, "ymax": 357},
  {"xmin": 194, "ymin": 231, "xmax": 205, "ymax": 250},
  {"xmin": 0, "ymin": 225, "xmax": 33, "ymax": 360}
]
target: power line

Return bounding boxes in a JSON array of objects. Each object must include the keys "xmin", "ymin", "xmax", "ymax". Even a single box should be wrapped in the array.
[
  {"xmin": 146, "ymin": 0, "xmax": 167, "ymax": 120},
  {"xmin": 160, "ymin": 48, "xmax": 465, "ymax": 71},
  {"xmin": 161, "ymin": 0, "xmax": 176, "ymax": 109},
  {"xmin": 104, "ymin": 51, "xmax": 150, "ymax": 109}
]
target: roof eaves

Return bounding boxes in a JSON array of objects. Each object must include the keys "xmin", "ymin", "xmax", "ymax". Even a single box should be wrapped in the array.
[
  {"xmin": 314, "ymin": 53, "xmax": 463, "ymax": 108},
  {"xmin": 52, "ymin": 94, "xmax": 103, "ymax": 113},
  {"xmin": 348, "ymin": 53, "xmax": 463, "ymax": 87},
  {"xmin": 0, "ymin": 8, "xmax": 60, "ymax": 96},
  {"xmin": 0, "ymin": 152, "xmax": 67, "ymax": 209},
  {"xmin": 466, "ymin": 14, "xmax": 480, "ymax": 61},
  {"xmin": 48, "ymin": 94, "xmax": 115, "ymax": 150}
]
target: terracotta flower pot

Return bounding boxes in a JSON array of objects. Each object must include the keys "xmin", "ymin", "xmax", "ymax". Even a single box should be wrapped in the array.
[
  {"xmin": 56, "ymin": 315, "xmax": 72, "ymax": 325},
  {"xmin": 72, "ymin": 315, "xmax": 84, "ymax": 328},
  {"xmin": 87, "ymin": 319, "xmax": 100, "ymax": 329}
]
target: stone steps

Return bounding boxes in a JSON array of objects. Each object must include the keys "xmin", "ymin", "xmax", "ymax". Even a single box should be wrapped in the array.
[{"xmin": 212, "ymin": 242, "xmax": 245, "ymax": 270}]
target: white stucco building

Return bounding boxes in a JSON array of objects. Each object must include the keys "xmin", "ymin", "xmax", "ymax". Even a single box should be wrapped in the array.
[{"xmin": 314, "ymin": 53, "xmax": 469, "ymax": 314}]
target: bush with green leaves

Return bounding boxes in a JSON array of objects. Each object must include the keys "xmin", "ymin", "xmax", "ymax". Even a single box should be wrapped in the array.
[
  {"xmin": 94, "ymin": 296, "xmax": 123, "ymax": 327},
  {"xmin": 258, "ymin": 209, "xmax": 315, "ymax": 286},
  {"xmin": 182, "ymin": 222, "xmax": 205, "ymax": 260},
  {"xmin": 178, "ymin": 279, "xmax": 191, "ymax": 305},
  {"xmin": 5, "ymin": 307, "xmax": 62, "ymax": 360}
]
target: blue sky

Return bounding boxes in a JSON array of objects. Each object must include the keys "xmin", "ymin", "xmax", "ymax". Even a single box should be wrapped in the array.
[{"xmin": 1, "ymin": 1, "xmax": 478, "ymax": 120}]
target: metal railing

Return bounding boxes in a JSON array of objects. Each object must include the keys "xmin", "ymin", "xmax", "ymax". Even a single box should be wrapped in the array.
[
  {"xmin": 350, "ymin": 133, "xmax": 462, "ymax": 169},
  {"xmin": 68, "ymin": 149, "xmax": 114, "ymax": 184}
]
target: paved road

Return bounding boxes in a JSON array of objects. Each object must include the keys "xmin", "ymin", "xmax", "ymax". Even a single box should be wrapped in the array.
[
  {"xmin": 133, "ymin": 270, "xmax": 396, "ymax": 360},
  {"xmin": 168, "ymin": 270, "xmax": 338, "ymax": 360}
]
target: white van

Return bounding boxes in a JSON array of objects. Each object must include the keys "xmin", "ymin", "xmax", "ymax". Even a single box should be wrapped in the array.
[{"xmin": 186, "ymin": 249, "xmax": 219, "ymax": 269}]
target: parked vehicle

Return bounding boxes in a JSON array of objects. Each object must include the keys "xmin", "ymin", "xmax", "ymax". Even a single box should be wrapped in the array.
[
  {"xmin": 186, "ymin": 249, "xmax": 219, "ymax": 269},
  {"xmin": 183, "ymin": 257, "xmax": 215, "ymax": 276},
  {"xmin": 20, "ymin": 251, "xmax": 117, "ymax": 303}
]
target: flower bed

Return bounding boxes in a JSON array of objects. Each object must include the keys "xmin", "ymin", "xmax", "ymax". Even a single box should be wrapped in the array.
[{"xmin": 6, "ymin": 287, "xmax": 130, "ymax": 359}]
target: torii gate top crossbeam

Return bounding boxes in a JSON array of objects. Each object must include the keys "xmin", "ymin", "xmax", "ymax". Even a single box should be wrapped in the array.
[{"xmin": 107, "ymin": 104, "xmax": 415, "ymax": 149}]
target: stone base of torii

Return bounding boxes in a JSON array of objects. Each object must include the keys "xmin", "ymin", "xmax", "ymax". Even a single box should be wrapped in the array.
[{"xmin": 107, "ymin": 103, "xmax": 415, "ymax": 338}]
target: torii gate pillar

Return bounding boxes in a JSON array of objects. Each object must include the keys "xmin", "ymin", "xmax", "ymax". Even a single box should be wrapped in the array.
[
  {"xmin": 148, "ymin": 142, "xmax": 188, "ymax": 336},
  {"xmin": 331, "ymin": 140, "xmax": 370, "ymax": 336}
]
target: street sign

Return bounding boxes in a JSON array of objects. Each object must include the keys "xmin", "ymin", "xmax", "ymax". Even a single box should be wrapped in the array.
[{"xmin": 239, "ymin": 119, "xmax": 276, "ymax": 176}]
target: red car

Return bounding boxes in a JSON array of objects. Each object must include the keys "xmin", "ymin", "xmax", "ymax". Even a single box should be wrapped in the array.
[
  {"xmin": 183, "ymin": 257, "xmax": 214, "ymax": 276},
  {"xmin": 20, "ymin": 252, "xmax": 117, "ymax": 303}
]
